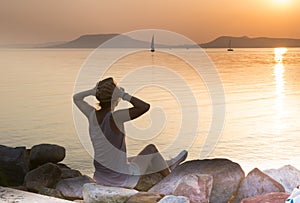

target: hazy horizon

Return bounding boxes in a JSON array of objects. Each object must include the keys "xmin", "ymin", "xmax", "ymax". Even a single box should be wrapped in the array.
[
  {"xmin": 2, "ymin": 33, "xmax": 300, "ymax": 47},
  {"xmin": 1, "ymin": 0, "xmax": 300, "ymax": 45}
]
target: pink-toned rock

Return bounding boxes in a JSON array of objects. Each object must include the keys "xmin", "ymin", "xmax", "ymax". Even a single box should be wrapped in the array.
[
  {"xmin": 232, "ymin": 168, "xmax": 285, "ymax": 203},
  {"xmin": 149, "ymin": 159, "xmax": 244, "ymax": 203},
  {"xmin": 125, "ymin": 192, "xmax": 164, "ymax": 203},
  {"xmin": 241, "ymin": 192, "xmax": 290, "ymax": 203},
  {"xmin": 173, "ymin": 174, "xmax": 213, "ymax": 203}
]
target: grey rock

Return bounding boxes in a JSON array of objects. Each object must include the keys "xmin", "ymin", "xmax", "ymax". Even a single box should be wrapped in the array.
[
  {"xmin": 83, "ymin": 183, "xmax": 138, "ymax": 203},
  {"xmin": 30, "ymin": 144, "xmax": 65, "ymax": 168},
  {"xmin": 24, "ymin": 163, "xmax": 62, "ymax": 192},
  {"xmin": 149, "ymin": 159, "xmax": 244, "ymax": 203},
  {"xmin": 173, "ymin": 174, "xmax": 212, "ymax": 203},
  {"xmin": 232, "ymin": 168, "xmax": 285, "ymax": 203},
  {"xmin": 0, "ymin": 145, "xmax": 30, "ymax": 186},
  {"xmin": 38, "ymin": 187, "xmax": 64, "ymax": 199},
  {"xmin": 57, "ymin": 163, "xmax": 71, "ymax": 170},
  {"xmin": 0, "ymin": 186, "xmax": 74, "ymax": 203},
  {"xmin": 56, "ymin": 175, "xmax": 95, "ymax": 200},
  {"xmin": 264, "ymin": 165, "xmax": 300, "ymax": 193},
  {"xmin": 158, "ymin": 195, "xmax": 190, "ymax": 203},
  {"xmin": 61, "ymin": 168, "xmax": 82, "ymax": 179}
]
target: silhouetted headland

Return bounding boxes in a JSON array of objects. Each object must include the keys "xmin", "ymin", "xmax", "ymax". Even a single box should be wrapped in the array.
[
  {"xmin": 2, "ymin": 34, "xmax": 300, "ymax": 48},
  {"xmin": 201, "ymin": 36, "xmax": 300, "ymax": 48},
  {"xmin": 49, "ymin": 35, "xmax": 300, "ymax": 48}
]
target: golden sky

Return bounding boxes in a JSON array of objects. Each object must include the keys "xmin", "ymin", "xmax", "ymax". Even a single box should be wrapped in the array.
[{"xmin": 0, "ymin": 0, "xmax": 299, "ymax": 44}]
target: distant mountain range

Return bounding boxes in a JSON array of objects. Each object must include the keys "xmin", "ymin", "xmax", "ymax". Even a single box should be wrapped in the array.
[{"xmin": 2, "ymin": 34, "xmax": 300, "ymax": 48}]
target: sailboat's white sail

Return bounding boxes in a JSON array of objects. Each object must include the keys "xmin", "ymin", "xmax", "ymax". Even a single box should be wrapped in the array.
[
  {"xmin": 227, "ymin": 40, "xmax": 234, "ymax": 51},
  {"xmin": 151, "ymin": 35, "xmax": 155, "ymax": 52}
]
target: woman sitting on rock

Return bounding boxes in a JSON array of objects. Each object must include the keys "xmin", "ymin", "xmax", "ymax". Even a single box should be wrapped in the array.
[{"xmin": 73, "ymin": 77, "xmax": 187, "ymax": 188}]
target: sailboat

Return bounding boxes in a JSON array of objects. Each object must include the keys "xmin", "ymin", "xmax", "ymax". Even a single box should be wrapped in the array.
[
  {"xmin": 150, "ymin": 35, "xmax": 155, "ymax": 52},
  {"xmin": 227, "ymin": 40, "xmax": 234, "ymax": 52}
]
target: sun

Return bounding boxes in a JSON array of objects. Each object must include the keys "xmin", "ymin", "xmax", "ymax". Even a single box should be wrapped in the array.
[{"xmin": 274, "ymin": 0, "xmax": 290, "ymax": 4}]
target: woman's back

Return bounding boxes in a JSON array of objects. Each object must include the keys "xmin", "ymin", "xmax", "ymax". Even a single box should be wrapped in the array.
[{"xmin": 89, "ymin": 110, "xmax": 130, "ymax": 187}]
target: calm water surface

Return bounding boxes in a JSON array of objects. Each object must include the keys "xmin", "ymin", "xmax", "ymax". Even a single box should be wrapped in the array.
[{"xmin": 0, "ymin": 48, "xmax": 299, "ymax": 175}]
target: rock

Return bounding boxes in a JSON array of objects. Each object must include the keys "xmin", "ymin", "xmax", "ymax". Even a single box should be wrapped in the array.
[
  {"xmin": 173, "ymin": 174, "xmax": 213, "ymax": 203},
  {"xmin": 24, "ymin": 163, "xmax": 62, "ymax": 192},
  {"xmin": 232, "ymin": 168, "xmax": 285, "ymax": 203},
  {"xmin": 74, "ymin": 200, "xmax": 85, "ymax": 203},
  {"xmin": 149, "ymin": 159, "xmax": 244, "ymax": 203},
  {"xmin": 134, "ymin": 173, "xmax": 164, "ymax": 191},
  {"xmin": 30, "ymin": 144, "xmax": 65, "ymax": 168},
  {"xmin": 83, "ymin": 183, "xmax": 138, "ymax": 203},
  {"xmin": 56, "ymin": 175, "xmax": 95, "ymax": 200},
  {"xmin": 0, "ymin": 145, "xmax": 30, "ymax": 186},
  {"xmin": 0, "ymin": 186, "xmax": 74, "ymax": 203},
  {"xmin": 158, "ymin": 195, "xmax": 190, "ymax": 203},
  {"xmin": 57, "ymin": 163, "xmax": 71, "ymax": 170},
  {"xmin": 61, "ymin": 168, "xmax": 82, "ymax": 179},
  {"xmin": 10, "ymin": 185, "xmax": 28, "ymax": 191},
  {"xmin": 38, "ymin": 187, "xmax": 64, "ymax": 199},
  {"xmin": 264, "ymin": 165, "xmax": 300, "ymax": 193},
  {"xmin": 241, "ymin": 192, "xmax": 290, "ymax": 203},
  {"xmin": 125, "ymin": 192, "xmax": 164, "ymax": 203}
]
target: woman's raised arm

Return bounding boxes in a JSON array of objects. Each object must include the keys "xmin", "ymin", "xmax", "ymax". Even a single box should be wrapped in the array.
[
  {"xmin": 113, "ymin": 88, "xmax": 150, "ymax": 123},
  {"xmin": 73, "ymin": 86, "xmax": 96, "ymax": 118}
]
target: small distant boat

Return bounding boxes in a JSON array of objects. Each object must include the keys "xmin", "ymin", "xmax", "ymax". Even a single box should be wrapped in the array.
[
  {"xmin": 150, "ymin": 35, "xmax": 155, "ymax": 52},
  {"xmin": 227, "ymin": 40, "xmax": 234, "ymax": 52}
]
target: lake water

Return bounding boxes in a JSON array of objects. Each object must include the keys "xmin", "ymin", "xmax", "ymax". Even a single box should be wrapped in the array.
[{"xmin": 0, "ymin": 48, "xmax": 299, "ymax": 175}]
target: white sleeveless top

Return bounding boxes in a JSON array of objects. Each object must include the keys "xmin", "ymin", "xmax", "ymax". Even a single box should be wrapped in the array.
[{"xmin": 88, "ymin": 111, "xmax": 139, "ymax": 188}]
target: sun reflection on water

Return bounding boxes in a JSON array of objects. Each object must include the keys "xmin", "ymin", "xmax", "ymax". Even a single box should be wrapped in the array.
[
  {"xmin": 274, "ymin": 47, "xmax": 287, "ymax": 63},
  {"xmin": 273, "ymin": 48, "xmax": 287, "ymax": 133},
  {"xmin": 274, "ymin": 63, "xmax": 285, "ymax": 97}
]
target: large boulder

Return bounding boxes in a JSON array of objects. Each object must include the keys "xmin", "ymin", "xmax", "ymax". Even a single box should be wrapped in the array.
[
  {"xmin": 30, "ymin": 144, "xmax": 65, "ymax": 168},
  {"xmin": 0, "ymin": 145, "xmax": 30, "ymax": 186},
  {"xmin": 61, "ymin": 168, "xmax": 82, "ymax": 179},
  {"xmin": 134, "ymin": 173, "xmax": 164, "ymax": 191},
  {"xmin": 173, "ymin": 174, "xmax": 213, "ymax": 203},
  {"xmin": 125, "ymin": 192, "xmax": 164, "ymax": 203},
  {"xmin": 38, "ymin": 187, "xmax": 64, "ymax": 199},
  {"xmin": 149, "ymin": 159, "xmax": 244, "ymax": 203},
  {"xmin": 56, "ymin": 175, "xmax": 95, "ymax": 200},
  {"xmin": 83, "ymin": 183, "xmax": 138, "ymax": 203},
  {"xmin": 232, "ymin": 168, "xmax": 285, "ymax": 203},
  {"xmin": 241, "ymin": 192, "xmax": 290, "ymax": 203},
  {"xmin": 264, "ymin": 165, "xmax": 300, "ymax": 193},
  {"xmin": 24, "ymin": 163, "xmax": 62, "ymax": 192},
  {"xmin": 158, "ymin": 195, "xmax": 190, "ymax": 203}
]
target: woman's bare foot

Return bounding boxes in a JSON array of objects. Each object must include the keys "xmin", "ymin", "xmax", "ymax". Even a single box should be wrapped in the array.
[{"xmin": 167, "ymin": 150, "xmax": 188, "ymax": 171}]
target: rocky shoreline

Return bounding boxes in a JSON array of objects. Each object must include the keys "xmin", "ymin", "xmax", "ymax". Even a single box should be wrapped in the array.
[{"xmin": 0, "ymin": 144, "xmax": 297, "ymax": 203}]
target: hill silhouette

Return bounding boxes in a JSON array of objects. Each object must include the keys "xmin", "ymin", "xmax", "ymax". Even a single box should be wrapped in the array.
[
  {"xmin": 2, "ymin": 34, "xmax": 300, "ymax": 48},
  {"xmin": 50, "ymin": 34, "xmax": 300, "ymax": 48},
  {"xmin": 201, "ymin": 36, "xmax": 300, "ymax": 48}
]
